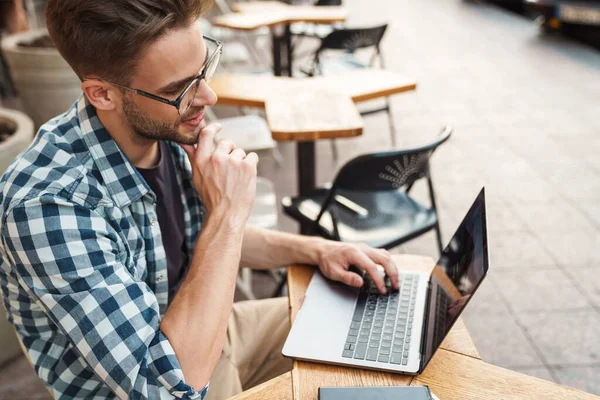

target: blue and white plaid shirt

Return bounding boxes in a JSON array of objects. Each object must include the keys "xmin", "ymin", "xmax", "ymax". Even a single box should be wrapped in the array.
[{"xmin": 0, "ymin": 97, "xmax": 208, "ymax": 399}]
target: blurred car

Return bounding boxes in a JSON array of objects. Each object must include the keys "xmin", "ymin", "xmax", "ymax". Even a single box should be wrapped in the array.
[{"xmin": 525, "ymin": 0, "xmax": 600, "ymax": 31}]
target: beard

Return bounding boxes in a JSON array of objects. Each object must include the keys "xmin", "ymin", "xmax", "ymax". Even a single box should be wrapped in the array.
[{"xmin": 122, "ymin": 96, "xmax": 204, "ymax": 145}]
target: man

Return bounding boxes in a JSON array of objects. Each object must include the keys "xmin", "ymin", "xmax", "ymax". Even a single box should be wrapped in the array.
[{"xmin": 0, "ymin": 1, "xmax": 399, "ymax": 399}]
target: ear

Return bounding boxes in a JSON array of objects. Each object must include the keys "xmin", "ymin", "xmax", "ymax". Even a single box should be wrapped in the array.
[{"xmin": 81, "ymin": 79, "xmax": 121, "ymax": 111}]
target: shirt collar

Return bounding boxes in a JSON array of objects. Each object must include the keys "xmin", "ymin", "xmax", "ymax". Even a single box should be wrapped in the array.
[{"xmin": 77, "ymin": 96, "xmax": 153, "ymax": 208}]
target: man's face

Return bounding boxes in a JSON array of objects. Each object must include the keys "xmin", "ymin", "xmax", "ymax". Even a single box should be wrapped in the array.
[{"xmin": 121, "ymin": 23, "xmax": 217, "ymax": 145}]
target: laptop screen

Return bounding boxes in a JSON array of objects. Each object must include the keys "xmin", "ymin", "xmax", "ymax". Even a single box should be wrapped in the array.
[{"xmin": 420, "ymin": 188, "xmax": 489, "ymax": 370}]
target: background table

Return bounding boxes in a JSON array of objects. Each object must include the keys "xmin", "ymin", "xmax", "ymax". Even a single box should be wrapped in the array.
[
  {"xmin": 210, "ymin": 70, "xmax": 416, "ymax": 194},
  {"xmin": 228, "ymin": 254, "xmax": 600, "ymax": 400},
  {"xmin": 212, "ymin": 1, "xmax": 348, "ymax": 76}
]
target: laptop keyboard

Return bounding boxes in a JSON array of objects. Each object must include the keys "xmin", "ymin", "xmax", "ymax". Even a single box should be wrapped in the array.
[{"xmin": 342, "ymin": 273, "xmax": 420, "ymax": 365}]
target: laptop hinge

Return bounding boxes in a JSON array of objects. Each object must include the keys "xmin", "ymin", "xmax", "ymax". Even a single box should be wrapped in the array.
[{"xmin": 418, "ymin": 279, "xmax": 433, "ymax": 372}]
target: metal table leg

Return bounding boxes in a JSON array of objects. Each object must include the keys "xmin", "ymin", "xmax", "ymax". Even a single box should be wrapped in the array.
[
  {"xmin": 271, "ymin": 23, "xmax": 293, "ymax": 77},
  {"xmin": 297, "ymin": 141, "xmax": 316, "ymax": 234}
]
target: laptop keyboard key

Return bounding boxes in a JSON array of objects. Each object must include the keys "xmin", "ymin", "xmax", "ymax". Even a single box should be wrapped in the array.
[
  {"xmin": 391, "ymin": 353, "xmax": 403, "ymax": 364},
  {"xmin": 354, "ymin": 343, "xmax": 367, "ymax": 359},
  {"xmin": 342, "ymin": 350, "xmax": 354, "ymax": 358},
  {"xmin": 378, "ymin": 354, "xmax": 390, "ymax": 363},
  {"xmin": 402, "ymin": 358, "xmax": 408, "ymax": 365},
  {"xmin": 366, "ymin": 348, "xmax": 378, "ymax": 361}
]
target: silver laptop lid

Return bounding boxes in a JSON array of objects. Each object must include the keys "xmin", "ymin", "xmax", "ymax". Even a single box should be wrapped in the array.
[{"xmin": 419, "ymin": 188, "xmax": 489, "ymax": 372}]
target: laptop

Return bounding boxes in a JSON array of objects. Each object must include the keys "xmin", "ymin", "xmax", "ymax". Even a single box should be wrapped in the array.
[{"xmin": 282, "ymin": 188, "xmax": 489, "ymax": 374}]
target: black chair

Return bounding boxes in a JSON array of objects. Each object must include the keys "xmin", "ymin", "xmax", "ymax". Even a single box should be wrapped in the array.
[
  {"xmin": 282, "ymin": 126, "xmax": 452, "ymax": 254},
  {"xmin": 302, "ymin": 24, "xmax": 396, "ymax": 160}
]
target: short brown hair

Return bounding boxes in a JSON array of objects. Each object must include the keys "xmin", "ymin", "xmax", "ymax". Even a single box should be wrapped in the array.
[{"xmin": 46, "ymin": 0, "xmax": 213, "ymax": 83}]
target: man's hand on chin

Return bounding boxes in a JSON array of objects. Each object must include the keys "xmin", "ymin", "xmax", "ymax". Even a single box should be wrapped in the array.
[{"xmin": 316, "ymin": 241, "xmax": 399, "ymax": 295}]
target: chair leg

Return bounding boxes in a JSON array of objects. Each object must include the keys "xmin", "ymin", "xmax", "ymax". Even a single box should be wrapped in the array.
[
  {"xmin": 271, "ymin": 270, "xmax": 288, "ymax": 298},
  {"xmin": 272, "ymin": 147, "xmax": 284, "ymax": 168},
  {"xmin": 236, "ymin": 268, "xmax": 256, "ymax": 300},
  {"xmin": 385, "ymin": 97, "xmax": 396, "ymax": 147},
  {"xmin": 434, "ymin": 223, "xmax": 443, "ymax": 256},
  {"xmin": 330, "ymin": 140, "xmax": 339, "ymax": 164}
]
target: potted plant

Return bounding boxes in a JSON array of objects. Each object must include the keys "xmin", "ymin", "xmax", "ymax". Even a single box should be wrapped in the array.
[
  {"xmin": 1, "ymin": 28, "xmax": 81, "ymax": 128},
  {"xmin": 0, "ymin": 106, "xmax": 33, "ymax": 365}
]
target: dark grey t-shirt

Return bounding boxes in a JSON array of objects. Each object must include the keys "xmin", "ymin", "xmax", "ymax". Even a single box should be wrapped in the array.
[{"xmin": 137, "ymin": 141, "xmax": 186, "ymax": 303}]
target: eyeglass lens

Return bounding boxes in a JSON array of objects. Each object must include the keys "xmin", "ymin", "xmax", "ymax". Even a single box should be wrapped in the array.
[{"xmin": 178, "ymin": 39, "xmax": 221, "ymax": 115}]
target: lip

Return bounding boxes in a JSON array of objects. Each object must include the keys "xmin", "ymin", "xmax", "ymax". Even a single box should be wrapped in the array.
[{"xmin": 182, "ymin": 111, "xmax": 205, "ymax": 127}]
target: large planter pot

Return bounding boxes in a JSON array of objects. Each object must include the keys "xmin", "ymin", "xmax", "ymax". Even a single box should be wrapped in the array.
[
  {"xmin": 0, "ymin": 107, "xmax": 34, "ymax": 173},
  {"xmin": 1, "ymin": 28, "xmax": 81, "ymax": 128},
  {"xmin": 0, "ymin": 107, "xmax": 33, "ymax": 366}
]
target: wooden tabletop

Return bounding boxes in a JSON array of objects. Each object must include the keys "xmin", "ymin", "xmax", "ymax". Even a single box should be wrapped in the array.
[
  {"xmin": 412, "ymin": 349, "xmax": 598, "ymax": 400},
  {"xmin": 210, "ymin": 70, "xmax": 416, "ymax": 141},
  {"xmin": 265, "ymin": 91, "xmax": 363, "ymax": 141},
  {"xmin": 212, "ymin": 1, "xmax": 349, "ymax": 31},
  {"xmin": 226, "ymin": 254, "xmax": 600, "ymax": 400},
  {"xmin": 286, "ymin": 255, "xmax": 481, "ymax": 400}
]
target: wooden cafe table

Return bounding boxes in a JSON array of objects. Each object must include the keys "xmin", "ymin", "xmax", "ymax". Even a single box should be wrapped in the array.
[
  {"xmin": 209, "ymin": 69, "xmax": 416, "ymax": 231},
  {"xmin": 211, "ymin": 1, "xmax": 348, "ymax": 77},
  {"xmin": 228, "ymin": 255, "xmax": 600, "ymax": 400}
]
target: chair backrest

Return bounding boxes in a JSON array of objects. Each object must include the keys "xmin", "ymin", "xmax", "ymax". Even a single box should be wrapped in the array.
[
  {"xmin": 315, "ymin": 0, "xmax": 342, "ymax": 5},
  {"xmin": 331, "ymin": 126, "xmax": 452, "ymax": 192},
  {"xmin": 318, "ymin": 24, "xmax": 388, "ymax": 53}
]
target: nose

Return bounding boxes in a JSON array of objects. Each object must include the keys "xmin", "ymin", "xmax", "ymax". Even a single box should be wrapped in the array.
[{"xmin": 193, "ymin": 79, "xmax": 217, "ymax": 107}]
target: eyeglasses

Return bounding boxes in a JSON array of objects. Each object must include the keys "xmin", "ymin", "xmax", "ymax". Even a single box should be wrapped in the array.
[{"xmin": 105, "ymin": 35, "xmax": 222, "ymax": 116}]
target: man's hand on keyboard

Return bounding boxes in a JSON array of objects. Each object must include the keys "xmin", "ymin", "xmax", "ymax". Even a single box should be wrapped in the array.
[{"xmin": 317, "ymin": 242, "xmax": 399, "ymax": 294}]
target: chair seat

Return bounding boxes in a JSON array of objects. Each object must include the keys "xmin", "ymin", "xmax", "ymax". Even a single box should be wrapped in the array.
[
  {"xmin": 317, "ymin": 53, "xmax": 369, "ymax": 74},
  {"xmin": 282, "ymin": 188, "xmax": 438, "ymax": 249},
  {"xmin": 216, "ymin": 115, "xmax": 276, "ymax": 152},
  {"xmin": 290, "ymin": 22, "xmax": 336, "ymax": 39}
]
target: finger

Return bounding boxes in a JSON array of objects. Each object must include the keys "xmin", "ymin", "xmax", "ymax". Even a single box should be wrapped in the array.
[
  {"xmin": 230, "ymin": 148, "xmax": 246, "ymax": 161},
  {"xmin": 331, "ymin": 266, "xmax": 364, "ymax": 288},
  {"xmin": 244, "ymin": 152, "xmax": 259, "ymax": 166},
  {"xmin": 197, "ymin": 123, "xmax": 221, "ymax": 159},
  {"xmin": 214, "ymin": 138, "xmax": 235, "ymax": 155},
  {"xmin": 350, "ymin": 250, "xmax": 386, "ymax": 294},
  {"xmin": 364, "ymin": 247, "xmax": 399, "ymax": 290}
]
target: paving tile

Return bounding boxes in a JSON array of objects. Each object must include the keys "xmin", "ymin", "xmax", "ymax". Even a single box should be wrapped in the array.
[
  {"xmin": 551, "ymin": 366, "xmax": 600, "ymax": 396},
  {"xmin": 492, "ymin": 267, "xmax": 591, "ymax": 312},
  {"xmin": 576, "ymin": 201, "xmax": 600, "ymax": 228},
  {"xmin": 510, "ymin": 366, "xmax": 556, "ymax": 383},
  {"xmin": 487, "ymin": 232, "xmax": 556, "ymax": 269},
  {"xmin": 563, "ymin": 267, "xmax": 600, "ymax": 308},
  {"xmin": 540, "ymin": 230, "xmax": 600, "ymax": 266},
  {"xmin": 511, "ymin": 201, "xmax": 599, "ymax": 236},
  {"xmin": 462, "ymin": 312, "xmax": 544, "ymax": 369},
  {"xmin": 516, "ymin": 310, "xmax": 600, "ymax": 365},
  {"xmin": 486, "ymin": 179, "xmax": 563, "ymax": 206},
  {"xmin": 484, "ymin": 203, "xmax": 530, "ymax": 234}
]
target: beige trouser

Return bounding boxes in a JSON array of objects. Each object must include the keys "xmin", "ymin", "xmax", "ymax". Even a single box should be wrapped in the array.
[{"xmin": 205, "ymin": 297, "xmax": 293, "ymax": 400}]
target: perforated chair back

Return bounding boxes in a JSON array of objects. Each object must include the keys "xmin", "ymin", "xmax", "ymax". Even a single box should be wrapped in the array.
[
  {"xmin": 332, "ymin": 126, "xmax": 452, "ymax": 192},
  {"xmin": 315, "ymin": 0, "xmax": 342, "ymax": 5},
  {"xmin": 318, "ymin": 24, "xmax": 388, "ymax": 53}
]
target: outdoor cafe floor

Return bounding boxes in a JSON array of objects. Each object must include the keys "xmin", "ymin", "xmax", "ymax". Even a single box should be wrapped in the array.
[{"xmin": 2, "ymin": 0, "xmax": 600, "ymax": 397}]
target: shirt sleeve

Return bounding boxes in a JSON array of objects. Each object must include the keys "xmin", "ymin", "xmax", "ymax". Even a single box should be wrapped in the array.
[{"xmin": 1, "ymin": 195, "xmax": 208, "ymax": 400}]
